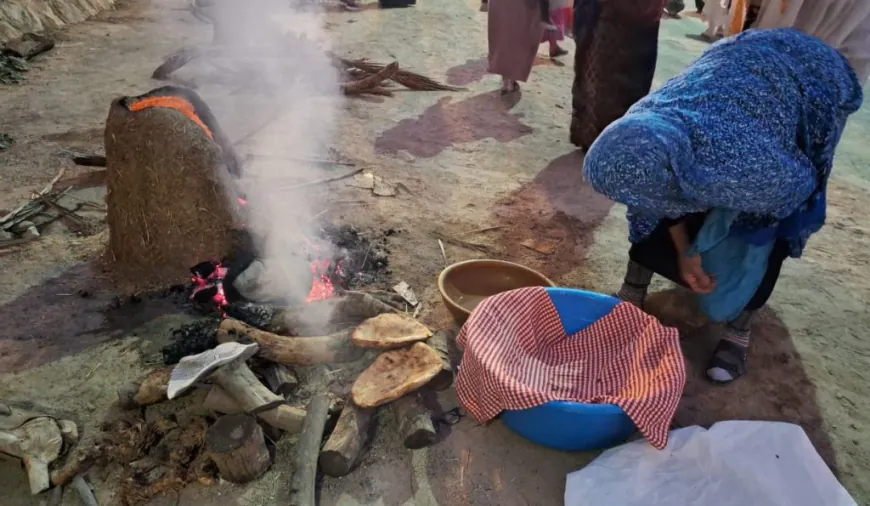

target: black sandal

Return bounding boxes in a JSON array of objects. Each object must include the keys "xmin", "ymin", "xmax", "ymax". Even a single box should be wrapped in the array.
[{"xmin": 706, "ymin": 339, "xmax": 748, "ymax": 384}]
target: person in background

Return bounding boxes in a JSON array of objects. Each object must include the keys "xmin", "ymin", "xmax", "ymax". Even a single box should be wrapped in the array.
[
  {"xmin": 542, "ymin": 0, "xmax": 573, "ymax": 58},
  {"xmin": 754, "ymin": 0, "xmax": 870, "ymax": 85},
  {"xmin": 570, "ymin": 0, "xmax": 665, "ymax": 151},
  {"xmin": 583, "ymin": 29, "xmax": 863, "ymax": 384},
  {"xmin": 488, "ymin": 0, "xmax": 544, "ymax": 93}
]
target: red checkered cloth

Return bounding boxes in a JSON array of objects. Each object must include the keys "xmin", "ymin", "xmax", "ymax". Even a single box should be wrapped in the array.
[{"xmin": 455, "ymin": 286, "xmax": 685, "ymax": 450}]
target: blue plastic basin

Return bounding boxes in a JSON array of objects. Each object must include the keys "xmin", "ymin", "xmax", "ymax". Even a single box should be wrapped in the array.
[{"xmin": 499, "ymin": 287, "xmax": 638, "ymax": 451}]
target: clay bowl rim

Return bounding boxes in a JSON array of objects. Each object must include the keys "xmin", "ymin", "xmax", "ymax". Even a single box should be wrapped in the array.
[{"xmin": 437, "ymin": 259, "xmax": 557, "ymax": 319}]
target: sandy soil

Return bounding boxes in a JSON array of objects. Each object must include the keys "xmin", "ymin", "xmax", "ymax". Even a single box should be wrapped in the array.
[{"xmin": 1, "ymin": 0, "xmax": 869, "ymax": 505}]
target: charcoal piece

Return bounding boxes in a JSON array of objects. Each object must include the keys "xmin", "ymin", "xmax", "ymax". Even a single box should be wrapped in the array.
[
  {"xmin": 315, "ymin": 225, "xmax": 391, "ymax": 291},
  {"xmin": 224, "ymin": 302, "xmax": 276, "ymax": 331},
  {"xmin": 162, "ymin": 319, "xmax": 220, "ymax": 365}
]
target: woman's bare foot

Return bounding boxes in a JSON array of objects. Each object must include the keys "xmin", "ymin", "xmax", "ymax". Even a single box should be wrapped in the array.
[{"xmin": 500, "ymin": 78, "xmax": 519, "ymax": 94}]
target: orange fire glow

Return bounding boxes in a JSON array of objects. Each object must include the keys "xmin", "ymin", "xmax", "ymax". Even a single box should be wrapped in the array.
[{"xmin": 306, "ymin": 258, "xmax": 335, "ymax": 302}]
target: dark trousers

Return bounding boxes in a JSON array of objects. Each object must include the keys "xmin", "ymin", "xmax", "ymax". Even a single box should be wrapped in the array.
[
  {"xmin": 540, "ymin": 0, "xmax": 551, "ymax": 24},
  {"xmin": 628, "ymin": 214, "xmax": 791, "ymax": 311}
]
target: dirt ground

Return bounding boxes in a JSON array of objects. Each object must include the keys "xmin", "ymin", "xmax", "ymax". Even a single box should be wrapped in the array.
[{"xmin": 1, "ymin": 1, "xmax": 869, "ymax": 505}]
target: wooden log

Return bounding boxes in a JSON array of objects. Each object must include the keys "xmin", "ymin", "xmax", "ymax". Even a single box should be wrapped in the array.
[
  {"xmin": 0, "ymin": 417, "xmax": 64, "ymax": 494},
  {"xmin": 341, "ymin": 62, "xmax": 398, "ymax": 94},
  {"xmin": 392, "ymin": 392, "xmax": 436, "ymax": 449},
  {"xmin": 206, "ymin": 414, "xmax": 271, "ymax": 484},
  {"xmin": 50, "ymin": 445, "xmax": 102, "ymax": 487},
  {"xmin": 269, "ymin": 292, "xmax": 401, "ymax": 335},
  {"xmin": 318, "ymin": 402, "xmax": 375, "ymax": 477},
  {"xmin": 71, "ymin": 475, "xmax": 99, "ymax": 506},
  {"xmin": 262, "ymin": 363, "xmax": 299, "ymax": 397},
  {"xmin": 219, "ymin": 319, "xmax": 364, "ymax": 365},
  {"xmin": 117, "ymin": 366, "xmax": 173, "ymax": 409},
  {"xmin": 425, "ymin": 331, "xmax": 455, "ymax": 391},
  {"xmin": 203, "ymin": 385, "xmax": 306, "ymax": 434},
  {"xmin": 288, "ymin": 394, "xmax": 330, "ymax": 506}
]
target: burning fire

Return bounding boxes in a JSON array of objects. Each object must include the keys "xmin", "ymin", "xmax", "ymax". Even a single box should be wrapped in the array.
[
  {"xmin": 190, "ymin": 262, "xmax": 229, "ymax": 310},
  {"xmin": 306, "ymin": 258, "xmax": 335, "ymax": 302}
]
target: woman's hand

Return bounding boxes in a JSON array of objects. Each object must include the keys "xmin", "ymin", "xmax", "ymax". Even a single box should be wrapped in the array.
[{"xmin": 678, "ymin": 254, "xmax": 717, "ymax": 294}]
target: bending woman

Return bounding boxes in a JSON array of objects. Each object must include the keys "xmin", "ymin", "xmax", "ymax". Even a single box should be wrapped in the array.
[{"xmin": 583, "ymin": 29, "xmax": 863, "ymax": 384}]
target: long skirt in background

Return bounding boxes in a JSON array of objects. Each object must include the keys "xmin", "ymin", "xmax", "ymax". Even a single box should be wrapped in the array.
[
  {"xmin": 570, "ymin": 0, "xmax": 662, "ymax": 150},
  {"xmin": 541, "ymin": 7, "xmax": 573, "ymax": 43},
  {"xmin": 488, "ymin": 0, "xmax": 543, "ymax": 83}
]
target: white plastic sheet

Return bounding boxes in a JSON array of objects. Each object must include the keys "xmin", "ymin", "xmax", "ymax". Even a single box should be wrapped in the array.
[{"xmin": 565, "ymin": 421, "xmax": 857, "ymax": 506}]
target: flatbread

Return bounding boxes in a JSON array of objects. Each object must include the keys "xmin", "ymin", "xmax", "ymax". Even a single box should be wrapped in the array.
[
  {"xmin": 351, "ymin": 313, "xmax": 433, "ymax": 350},
  {"xmin": 351, "ymin": 343, "xmax": 442, "ymax": 408}
]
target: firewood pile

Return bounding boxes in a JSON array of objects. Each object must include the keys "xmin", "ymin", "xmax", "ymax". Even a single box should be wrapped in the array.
[{"xmin": 21, "ymin": 290, "xmax": 456, "ymax": 505}]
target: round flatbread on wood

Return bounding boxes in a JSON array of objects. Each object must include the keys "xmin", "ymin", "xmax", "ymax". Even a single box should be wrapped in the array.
[
  {"xmin": 351, "ymin": 313, "xmax": 433, "ymax": 350},
  {"xmin": 351, "ymin": 343, "xmax": 442, "ymax": 408}
]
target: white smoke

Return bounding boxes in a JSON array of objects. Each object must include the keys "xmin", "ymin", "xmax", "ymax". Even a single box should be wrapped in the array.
[{"xmin": 207, "ymin": 0, "xmax": 342, "ymax": 310}]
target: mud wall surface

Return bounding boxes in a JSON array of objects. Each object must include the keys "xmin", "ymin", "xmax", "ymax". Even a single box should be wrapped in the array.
[{"xmin": 0, "ymin": 0, "xmax": 116, "ymax": 42}]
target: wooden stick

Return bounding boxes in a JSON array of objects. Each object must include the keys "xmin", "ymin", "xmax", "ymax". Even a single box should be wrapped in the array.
[
  {"xmin": 117, "ymin": 367, "xmax": 173, "ymax": 409},
  {"xmin": 206, "ymin": 414, "xmax": 271, "ymax": 484},
  {"xmin": 152, "ymin": 46, "xmax": 202, "ymax": 79},
  {"xmin": 318, "ymin": 402, "xmax": 375, "ymax": 477},
  {"xmin": 288, "ymin": 394, "xmax": 331, "ymax": 506},
  {"xmin": 392, "ymin": 392, "xmax": 436, "ymax": 449},
  {"xmin": 203, "ymin": 385, "xmax": 306, "ymax": 434},
  {"xmin": 71, "ymin": 155, "xmax": 107, "ymax": 167},
  {"xmin": 341, "ymin": 62, "xmax": 398, "ymax": 94},
  {"xmin": 50, "ymin": 445, "xmax": 101, "ymax": 487},
  {"xmin": 211, "ymin": 360, "xmax": 283, "ymax": 411},
  {"xmin": 219, "ymin": 319, "xmax": 364, "ymax": 365},
  {"xmin": 280, "ymin": 168, "xmax": 364, "ymax": 191},
  {"xmin": 71, "ymin": 476, "xmax": 99, "ymax": 506},
  {"xmin": 425, "ymin": 331, "xmax": 455, "ymax": 391},
  {"xmin": 262, "ymin": 364, "xmax": 299, "ymax": 397}
]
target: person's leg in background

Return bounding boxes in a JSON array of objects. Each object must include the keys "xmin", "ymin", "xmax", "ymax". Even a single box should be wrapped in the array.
[
  {"xmin": 666, "ymin": 0, "xmax": 685, "ymax": 17},
  {"xmin": 540, "ymin": 0, "xmax": 556, "ymax": 29},
  {"xmin": 544, "ymin": 6, "xmax": 570, "ymax": 57},
  {"xmin": 570, "ymin": 0, "xmax": 661, "ymax": 150}
]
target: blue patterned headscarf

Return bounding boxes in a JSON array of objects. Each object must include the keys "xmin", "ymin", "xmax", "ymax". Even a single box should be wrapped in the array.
[{"xmin": 584, "ymin": 28, "xmax": 863, "ymax": 258}]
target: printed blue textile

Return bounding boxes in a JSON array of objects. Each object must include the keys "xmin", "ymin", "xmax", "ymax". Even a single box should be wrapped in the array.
[
  {"xmin": 583, "ymin": 28, "xmax": 863, "ymax": 259},
  {"xmin": 689, "ymin": 209, "xmax": 774, "ymax": 322}
]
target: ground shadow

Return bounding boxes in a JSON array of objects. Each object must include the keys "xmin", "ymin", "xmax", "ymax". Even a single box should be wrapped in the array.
[
  {"xmin": 445, "ymin": 56, "xmax": 566, "ymax": 87},
  {"xmin": 0, "ymin": 262, "xmax": 182, "ymax": 373},
  {"xmin": 445, "ymin": 58, "xmax": 488, "ymax": 87},
  {"xmin": 493, "ymin": 150, "xmax": 614, "ymax": 279},
  {"xmin": 322, "ymin": 2, "xmax": 382, "ymax": 13},
  {"xmin": 644, "ymin": 288, "xmax": 839, "ymax": 471},
  {"xmin": 374, "ymin": 91, "xmax": 533, "ymax": 158}
]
